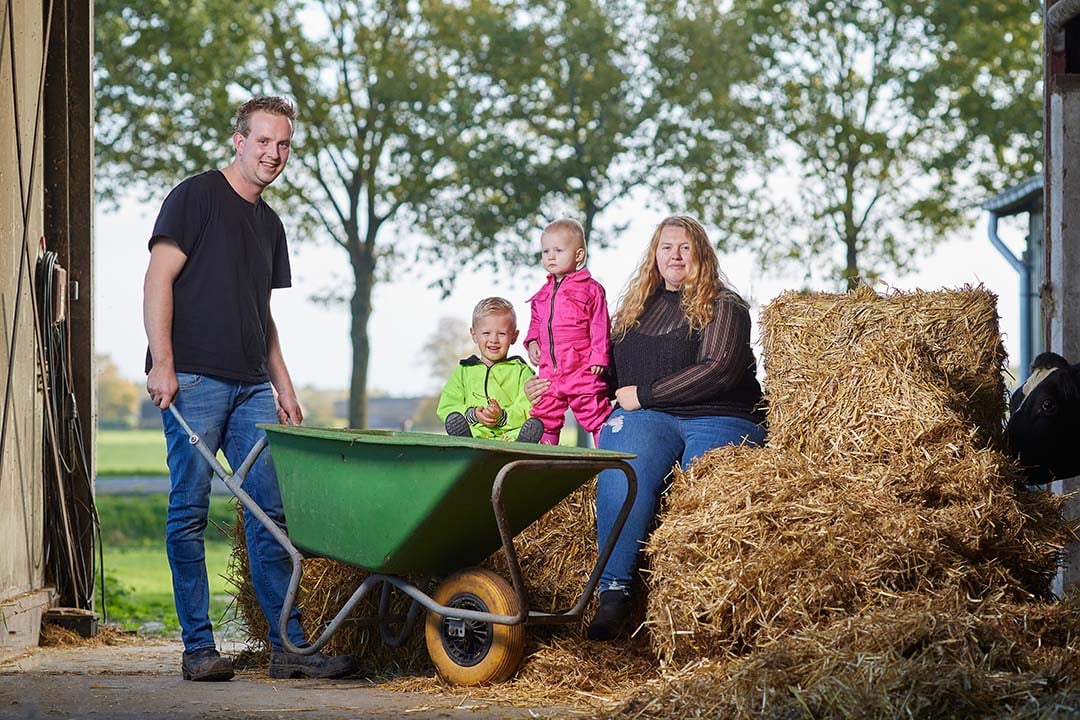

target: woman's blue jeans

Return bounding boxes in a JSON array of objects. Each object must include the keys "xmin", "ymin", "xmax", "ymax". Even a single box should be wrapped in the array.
[
  {"xmin": 161, "ymin": 373, "xmax": 304, "ymax": 653},
  {"xmin": 595, "ymin": 407, "xmax": 766, "ymax": 594}
]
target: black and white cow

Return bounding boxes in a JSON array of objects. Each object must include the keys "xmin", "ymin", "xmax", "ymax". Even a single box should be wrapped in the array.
[{"xmin": 1007, "ymin": 352, "xmax": 1080, "ymax": 485}]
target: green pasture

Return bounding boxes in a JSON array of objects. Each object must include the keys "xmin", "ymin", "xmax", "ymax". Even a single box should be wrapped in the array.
[
  {"xmin": 95, "ymin": 493, "xmax": 238, "ymax": 633},
  {"xmin": 98, "ymin": 541, "xmax": 235, "ymax": 632},
  {"xmin": 97, "ymin": 429, "xmax": 168, "ymax": 476}
]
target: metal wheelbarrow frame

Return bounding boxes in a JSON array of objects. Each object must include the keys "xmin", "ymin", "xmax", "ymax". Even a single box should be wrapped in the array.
[{"xmin": 168, "ymin": 405, "xmax": 637, "ymax": 685}]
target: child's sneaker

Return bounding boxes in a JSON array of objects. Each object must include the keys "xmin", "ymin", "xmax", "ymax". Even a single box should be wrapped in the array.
[
  {"xmin": 444, "ymin": 412, "xmax": 471, "ymax": 438},
  {"xmin": 516, "ymin": 418, "xmax": 544, "ymax": 443}
]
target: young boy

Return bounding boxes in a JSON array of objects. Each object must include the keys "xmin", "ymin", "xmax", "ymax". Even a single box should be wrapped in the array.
[{"xmin": 437, "ymin": 297, "xmax": 544, "ymax": 443}]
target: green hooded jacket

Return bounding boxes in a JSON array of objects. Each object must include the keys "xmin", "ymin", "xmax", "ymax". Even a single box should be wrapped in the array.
[{"xmin": 436, "ymin": 355, "xmax": 535, "ymax": 440}]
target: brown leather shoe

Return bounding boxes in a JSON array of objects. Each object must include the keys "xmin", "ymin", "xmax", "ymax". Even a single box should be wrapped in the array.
[
  {"xmin": 181, "ymin": 647, "xmax": 234, "ymax": 681},
  {"xmin": 268, "ymin": 651, "xmax": 356, "ymax": 679}
]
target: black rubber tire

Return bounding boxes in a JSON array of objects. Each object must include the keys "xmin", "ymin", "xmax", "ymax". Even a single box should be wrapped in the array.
[{"xmin": 424, "ymin": 568, "xmax": 525, "ymax": 685}]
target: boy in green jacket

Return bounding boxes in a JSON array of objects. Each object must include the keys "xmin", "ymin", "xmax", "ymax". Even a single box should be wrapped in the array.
[{"xmin": 437, "ymin": 297, "xmax": 544, "ymax": 443}]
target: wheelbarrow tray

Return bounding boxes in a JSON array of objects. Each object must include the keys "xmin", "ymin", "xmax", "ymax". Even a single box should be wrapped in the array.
[{"xmin": 258, "ymin": 425, "xmax": 632, "ymax": 576}]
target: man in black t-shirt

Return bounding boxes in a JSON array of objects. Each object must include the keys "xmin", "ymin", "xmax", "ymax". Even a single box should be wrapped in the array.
[{"xmin": 143, "ymin": 96, "xmax": 354, "ymax": 682}]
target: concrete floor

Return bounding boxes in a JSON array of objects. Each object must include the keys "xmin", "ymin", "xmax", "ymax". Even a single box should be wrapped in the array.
[{"xmin": 0, "ymin": 639, "xmax": 572, "ymax": 719}]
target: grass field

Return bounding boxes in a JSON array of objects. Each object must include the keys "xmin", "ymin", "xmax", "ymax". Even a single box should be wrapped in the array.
[
  {"xmin": 98, "ymin": 541, "xmax": 235, "ymax": 632},
  {"xmin": 97, "ymin": 429, "xmax": 169, "ymax": 476},
  {"xmin": 97, "ymin": 429, "xmax": 231, "ymax": 476},
  {"xmin": 95, "ymin": 492, "xmax": 238, "ymax": 633}
]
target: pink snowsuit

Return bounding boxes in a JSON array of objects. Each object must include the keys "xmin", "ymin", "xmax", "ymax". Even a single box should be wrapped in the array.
[{"xmin": 524, "ymin": 268, "xmax": 612, "ymax": 443}]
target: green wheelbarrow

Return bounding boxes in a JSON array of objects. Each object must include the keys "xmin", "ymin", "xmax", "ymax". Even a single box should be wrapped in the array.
[{"xmin": 167, "ymin": 405, "xmax": 637, "ymax": 685}]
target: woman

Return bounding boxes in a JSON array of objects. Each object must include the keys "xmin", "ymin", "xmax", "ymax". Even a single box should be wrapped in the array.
[{"xmin": 586, "ymin": 215, "xmax": 766, "ymax": 640}]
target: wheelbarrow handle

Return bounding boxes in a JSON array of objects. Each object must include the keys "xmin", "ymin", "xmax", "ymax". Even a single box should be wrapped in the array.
[{"xmin": 166, "ymin": 404, "xmax": 312, "ymax": 655}]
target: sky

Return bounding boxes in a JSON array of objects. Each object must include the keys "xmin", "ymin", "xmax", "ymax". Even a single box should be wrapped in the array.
[{"xmin": 96, "ymin": 189, "xmax": 1029, "ymax": 398}]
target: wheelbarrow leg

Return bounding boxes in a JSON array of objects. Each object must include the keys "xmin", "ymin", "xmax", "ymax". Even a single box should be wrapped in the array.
[
  {"xmin": 489, "ymin": 458, "xmax": 637, "ymax": 622},
  {"xmin": 377, "ymin": 582, "xmax": 423, "ymax": 648}
]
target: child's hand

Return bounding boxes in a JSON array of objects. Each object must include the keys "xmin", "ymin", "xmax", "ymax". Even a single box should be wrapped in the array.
[
  {"xmin": 527, "ymin": 341, "xmax": 541, "ymax": 366},
  {"xmin": 486, "ymin": 397, "xmax": 502, "ymax": 414},
  {"xmin": 590, "ymin": 364, "xmax": 606, "ymax": 375},
  {"xmin": 475, "ymin": 404, "xmax": 500, "ymax": 428}
]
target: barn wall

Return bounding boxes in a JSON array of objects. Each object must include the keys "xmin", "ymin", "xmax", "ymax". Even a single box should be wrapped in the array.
[
  {"xmin": 0, "ymin": 0, "xmax": 51, "ymax": 653},
  {"xmin": 1048, "ymin": 75, "xmax": 1080, "ymax": 593}
]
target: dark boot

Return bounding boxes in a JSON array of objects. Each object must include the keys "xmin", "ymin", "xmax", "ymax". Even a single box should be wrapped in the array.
[
  {"xmin": 515, "ymin": 417, "xmax": 544, "ymax": 443},
  {"xmin": 268, "ymin": 651, "xmax": 357, "ymax": 679},
  {"xmin": 181, "ymin": 647, "xmax": 234, "ymax": 681},
  {"xmin": 586, "ymin": 589, "xmax": 633, "ymax": 641},
  {"xmin": 444, "ymin": 412, "xmax": 472, "ymax": 438}
]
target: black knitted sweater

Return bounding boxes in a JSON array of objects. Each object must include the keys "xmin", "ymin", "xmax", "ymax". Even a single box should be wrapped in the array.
[{"xmin": 610, "ymin": 288, "xmax": 765, "ymax": 424}]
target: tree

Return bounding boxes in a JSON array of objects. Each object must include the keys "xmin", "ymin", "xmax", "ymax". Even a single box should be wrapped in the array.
[
  {"xmin": 96, "ymin": 355, "xmax": 140, "ymax": 429},
  {"xmin": 94, "ymin": 0, "xmax": 540, "ymax": 427},
  {"xmin": 94, "ymin": 0, "xmax": 279, "ymax": 203},
  {"xmin": 655, "ymin": 0, "xmax": 1042, "ymax": 289},
  {"xmin": 427, "ymin": 0, "xmax": 721, "ymax": 256},
  {"xmin": 421, "ymin": 316, "xmax": 475, "ymax": 393}
]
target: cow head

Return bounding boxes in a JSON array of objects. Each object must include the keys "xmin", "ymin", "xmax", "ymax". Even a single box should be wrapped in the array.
[{"xmin": 1007, "ymin": 351, "xmax": 1080, "ymax": 484}]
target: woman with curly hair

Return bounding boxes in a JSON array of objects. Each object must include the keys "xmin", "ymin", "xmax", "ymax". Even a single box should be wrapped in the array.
[{"xmin": 587, "ymin": 214, "xmax": 766, "ymax": 640}]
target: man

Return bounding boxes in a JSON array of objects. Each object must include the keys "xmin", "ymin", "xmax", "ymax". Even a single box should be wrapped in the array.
[{"xmin": 144, "ymin": 96, "xmax": 355, "ymax": 682}]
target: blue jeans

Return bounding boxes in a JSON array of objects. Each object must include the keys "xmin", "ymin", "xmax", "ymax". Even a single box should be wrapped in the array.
[
  {"xmin": 595, "ymin": 408, "xmax": 766, "ymax": 593},
  {"xmin": 161, "ymin": 373, "xmax": 304, "ymax": 653}
]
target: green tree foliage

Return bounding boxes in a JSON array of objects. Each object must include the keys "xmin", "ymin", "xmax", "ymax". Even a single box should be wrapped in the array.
[
  {"xmin": 96, "ymin": 354, "xmax": 140, "ymax": 429},
  {"xmin": 655, "ymin": 0, "xmax": 1042, "ymax": 289},
  {"xmin": 94, "ymin": 0, "xmax": 279, "ymax": 204},
  {"xmin": 95, "ymin": 0, "xmax": 545, "ymax": 427},
  {"xmin": 433, "ymin": 0, "xmax": 660, "ymax": 251},
  {"xmin": 259, "ymin": 0, "xmax": 541, "ymax": 426}
]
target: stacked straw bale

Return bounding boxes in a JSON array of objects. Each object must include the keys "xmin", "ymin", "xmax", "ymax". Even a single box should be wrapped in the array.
[
  {"xmin": 760, "ymin": 285, "xmax": 1008, "ymax": 462},
  {"xmin": 640, "ymin": 285, "xmax": 1076, "ymax": 712},
  {"xmin": 643, "ymin": 445, "xmax": 1067, "ymax": 665}
]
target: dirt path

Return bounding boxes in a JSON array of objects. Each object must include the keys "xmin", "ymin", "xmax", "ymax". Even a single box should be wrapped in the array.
[{"xmin": 0, "ymin": 639, "xmax": 574, "ymax": 719}]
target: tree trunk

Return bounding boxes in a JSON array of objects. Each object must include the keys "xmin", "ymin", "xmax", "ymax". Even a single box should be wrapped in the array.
[
  {"xmin": 348, "ymin": 245, "xmax": 376, "ymax": 428},
  {"xmin": 844, "ymin": 234, "xmax": 859, "ymax": 291}
]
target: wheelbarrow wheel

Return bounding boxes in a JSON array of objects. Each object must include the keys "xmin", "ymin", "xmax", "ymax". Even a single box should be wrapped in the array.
[{"xmin": 425, "ymin": 568, "xmax": 524, "ymax": 685}]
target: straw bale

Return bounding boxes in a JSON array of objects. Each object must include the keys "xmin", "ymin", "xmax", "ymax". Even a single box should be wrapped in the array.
[
  {"xmin": 601, "ymin": 594, "xmax": 1080, "ymax": 720},
  {"xmin": 761, "ymin": 286, "xmax": 1008, "ymax": 463},
  {"xmin": 643, "ymin": 446, "xmax": 1070, "ymax": 666}
]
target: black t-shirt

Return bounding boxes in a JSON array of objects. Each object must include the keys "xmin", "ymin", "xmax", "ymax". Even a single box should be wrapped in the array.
[{"xmin": 144, "ymin": 170, "xmax": 292, "ymax": 384}]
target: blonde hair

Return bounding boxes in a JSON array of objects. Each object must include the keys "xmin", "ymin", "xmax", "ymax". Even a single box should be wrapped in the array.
[
  {"xmin": 611, "ymin": 216, "xmax": 743, "ymax": 338},
  {"xmin": 542, "ymin": 218, "xmax": 587, "ymax": 266},
  {"xmin": 472, "ymin": 296, "xmax": 517, "ymax": 327},
  {"xmin": 233, "ymin": 96, "xmax": 297, "ymax": 137}
]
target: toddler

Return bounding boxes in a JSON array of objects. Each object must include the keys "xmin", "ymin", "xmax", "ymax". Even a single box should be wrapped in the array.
[
  {"xmin": 437, "ymin": 297, "xmax": 544, "ymax": 442},
  {"xmin": 524, "ymin": 219, "xmax": 612, "ymax": 445}
]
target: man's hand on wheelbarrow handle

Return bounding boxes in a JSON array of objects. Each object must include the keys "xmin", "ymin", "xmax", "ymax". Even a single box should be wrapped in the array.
[
  {"xmin": 277, "ymin": 392, "xmax": 303, "ymax": 425},
  {"xmin": 146, "ymin": 366, "xmax": 178, "ymax": 409}
]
